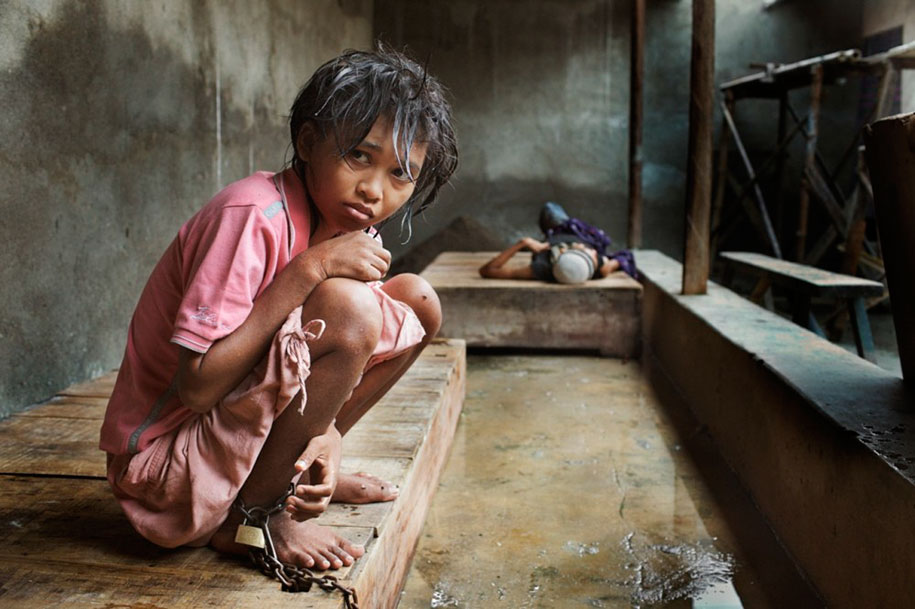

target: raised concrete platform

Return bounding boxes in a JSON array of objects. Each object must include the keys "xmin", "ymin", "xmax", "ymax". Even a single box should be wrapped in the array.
[
  {"xmin": 420, "ymin": 251, "xmax": 642, "ymax": 357},
  {"xmin": 0, "ymin": 339, "xmax": 465, "ymax": 609},
  {"xmin": 637, "ymin": 249, "xmax": 915, "ymax": 609}
]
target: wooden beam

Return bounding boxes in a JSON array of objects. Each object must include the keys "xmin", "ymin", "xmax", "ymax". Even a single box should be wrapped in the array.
[
  {"xmin": 709, "ymin": 92, "xmax": 731, "ymax": 261},
  {"xmin": 682, "ymin": 0, "xmax": 715, "ymax": 295},
  {"xmin": 863, "ymin": 113, "xmax": 915, "ymax": 387},
  {"xmin": 795, "ymin": 64, "xmax": 823, "ymax": 261},
  {"xmin": 719, "ymin": 100, "xmax": 783, "ymax": 257},
  {"xmin": 627, "ymin": 0, "xmax": 645, "ymax": 248}
]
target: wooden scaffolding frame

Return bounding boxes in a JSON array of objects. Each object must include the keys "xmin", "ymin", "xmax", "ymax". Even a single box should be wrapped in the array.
[{"xmin": 710, "ymin": 41, "xmax": 915, "ymax": 287}]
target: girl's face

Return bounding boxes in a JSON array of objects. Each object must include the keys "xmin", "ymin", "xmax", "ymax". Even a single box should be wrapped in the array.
[{"xmin": 300, "ymin": 118, "xmax": 428, "ymax": 239}]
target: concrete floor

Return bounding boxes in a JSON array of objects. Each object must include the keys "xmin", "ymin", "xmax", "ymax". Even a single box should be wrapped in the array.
[{"xmin": 399, "ymin": 353, "xmax": 824, "ymax": 608}]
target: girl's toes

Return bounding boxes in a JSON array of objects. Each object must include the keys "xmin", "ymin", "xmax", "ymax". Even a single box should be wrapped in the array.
[
  {"xmin": 345, "ymin": 541, "xmax": 366, "ymax": 558},
  {"xmin": 331, "ymin": 545, "xmax": 354, "ymax": 566},
  {"xmin": 318, "ymin": 550, "xmax": 339, "ymax": 569}
]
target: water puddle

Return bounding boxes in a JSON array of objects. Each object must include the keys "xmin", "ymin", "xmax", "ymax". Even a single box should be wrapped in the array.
[
  {"xmin": 564, "ymin": 540, "xmax": 601, "ymax": 557},
  {"xmin": 429, "ymin": 582, "xmax": 461, "ymax": 607},
  {"xmin": 623, "ymin": 532, "xmax": 741, "ymax": 608}
]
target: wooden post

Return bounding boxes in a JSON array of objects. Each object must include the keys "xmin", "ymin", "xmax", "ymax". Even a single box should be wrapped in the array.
[
  {"xmin": 682, "ymin": 0, "xmax": 715, "ymax": 295},
  {"xmin": 775, "ymin": 91, "xmax": 788, "ymax": 243},
  {"xmin": 795, "ymin": 64, "xmax": 823, "ymax": 261},
  {"xmin": 627, "ymin": 0, "xmax": 645, "ymax": 249},
  {"xmin": 709, "ymin": 90, "xmax": 732, "ymax": 260},
  {"xmin": 863, "ymin": 113, "xmax": 915, "ymax": 387},
  {"xmin": 720, "ymin": 100, "xmax": 782, "ymax": 258}
]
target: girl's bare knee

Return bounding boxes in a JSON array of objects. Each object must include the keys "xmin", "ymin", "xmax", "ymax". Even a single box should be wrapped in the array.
[
  {"xmin": 382, "ymin": 273, "xmax": 442, "ymax": 337},
  {"xmin": 304, "ymin": 278, "xmax": 383, "ymax": 357}
]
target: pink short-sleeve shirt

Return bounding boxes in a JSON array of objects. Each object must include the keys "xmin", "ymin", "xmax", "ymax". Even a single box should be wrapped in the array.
[{"xmin": 100, "ymin": 170, "xmax": 303, "ymax": 455}]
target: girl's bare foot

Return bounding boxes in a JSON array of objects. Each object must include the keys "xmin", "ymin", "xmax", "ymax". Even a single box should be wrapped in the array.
[
  {"xmin": 210, "ymin": 511, "xmax": 365, "ymax": 570},
  {"xmin": 332, "ymin": 471, "xmax": 399, "ymax": 503}
]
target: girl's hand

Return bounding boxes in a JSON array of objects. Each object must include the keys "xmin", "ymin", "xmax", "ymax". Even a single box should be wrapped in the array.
[
  {"xmin": 301, "ymin": 231, "xmax": 391, "ymax": 283},
  {"xmin": 286, "ymin": 426, "xmax": 343, "ymax": 522}
]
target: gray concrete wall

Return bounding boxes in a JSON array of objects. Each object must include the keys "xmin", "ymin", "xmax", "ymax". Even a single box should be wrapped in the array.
[
  {"xmin": 374, "ymin": 0, "xmax": 863, "ymax": 265},
  {"xmin": 0, "ymin": 0, "xmax": 875, "ymax": 415},
  {"xmin": 0, "ymin": 0, "xmax": 373, "ymax": 416},
  {"xmin": 863, "ymin": 0, "xmax": 915, "ymax": 109}
]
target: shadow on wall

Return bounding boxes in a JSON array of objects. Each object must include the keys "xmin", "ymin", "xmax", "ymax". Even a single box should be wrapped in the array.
[
  {"xmin": 388, "ymin": 216, "xmax": 504, "ymax": 275},
  {"xmin": 0, "ymin": 2, "xmax": 268, "ymax": 415}
]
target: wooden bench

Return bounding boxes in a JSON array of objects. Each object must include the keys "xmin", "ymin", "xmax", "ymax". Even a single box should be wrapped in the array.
[
  {"xmin": 719, "ymin": 251, "xmax": 884, "ymax": 362},
  {"xmin": 0, "ymin": 339, "xmax": 465, "ymax": 609},
  {"xmin": 419, "ymin": 251, "xmax": 642, "ymax": 357}
]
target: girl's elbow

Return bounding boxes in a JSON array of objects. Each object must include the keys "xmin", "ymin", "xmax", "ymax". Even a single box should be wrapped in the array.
[{"xmin": 177, "ymin": 382, "xmax": 215, "ymax": 414}]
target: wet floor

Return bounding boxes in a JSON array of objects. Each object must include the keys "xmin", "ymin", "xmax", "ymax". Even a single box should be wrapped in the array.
[{"xmin": 399, "ymin": 353, "xmax": 824, "ymax": 608}]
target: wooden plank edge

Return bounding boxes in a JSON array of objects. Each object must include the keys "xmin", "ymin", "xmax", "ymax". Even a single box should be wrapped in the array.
[{"xmin": 347, "ymin": 340, "xmax": 466, "ymax": 609}]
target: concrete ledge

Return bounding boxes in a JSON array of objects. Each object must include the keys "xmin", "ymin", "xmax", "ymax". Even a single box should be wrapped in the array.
[
  {"xmin": 637, "ymin": 249, "xmax": 915, "ymax": 609},
  {"xmin": 421, "ymin": 251, "xmax": 642, "ymax": 357}
]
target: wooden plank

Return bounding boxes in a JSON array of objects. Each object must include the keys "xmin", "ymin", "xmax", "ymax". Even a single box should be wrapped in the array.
[
  {"xmin": 0, "ymin": 476, "xmax": 372, "ymax": 608},
  {"xmin": 864, "ymin": 114, "xmax": 915, "ymax": 385},
  {"xmin": 0, "ymin": 339, "xmax": 466, "ymax": 609},
  {"xmin": 57, "ymin": 371, "xmax": 118, "ymax": 398},
  {"xmin": 720, "ymin": 251, "xmax": 884, "ymax": 298},
  {"xmin": 421, "ymin": 252, "xmax": 642, "ymax": 356},
  {"xmin": 420, "ymin": 252, "xmax": 641, "ymax": 290},
  {"xmin": 15, "ymin": 395, "xmax": 107, "ymax": 420},
  {"xmin": 343, "ymin": 339, "xmax": 466, "ymax": 609},
  {"xmin": 0, "ymin": 343, "xmax": 457, "ymax": 478},
  {"xmin": 0, "ymin": 412, "xmax": 106, "ymax": 477}
]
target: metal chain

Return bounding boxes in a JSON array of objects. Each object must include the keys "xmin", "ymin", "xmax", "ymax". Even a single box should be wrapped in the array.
[{"xmin": 233, "ymin": 485, "xmax": 360, "ymax": 609}]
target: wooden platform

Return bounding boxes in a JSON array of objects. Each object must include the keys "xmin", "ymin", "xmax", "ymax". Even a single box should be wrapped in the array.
[
  {"xmin": 420, "ymin": 251, "xmax": 642, "ymax": 357},
  {"xmin": 0, "ymin": 339, "xmax": 466, "ymax": 609}
]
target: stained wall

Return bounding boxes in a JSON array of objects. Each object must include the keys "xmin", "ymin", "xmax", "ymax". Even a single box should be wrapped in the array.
[
  {"xmin": 374, "ymin": 0, "xmax": 864, "ymax": 264},
  {"xmin": 0, "ymin": 0, "xmax": 888, "ymax": 414},
  {"xmin": 0, "ymin": 0, "xmax": 373, "ymax": 415}
]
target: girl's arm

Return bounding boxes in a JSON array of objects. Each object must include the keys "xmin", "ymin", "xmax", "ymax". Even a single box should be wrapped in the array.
[
  {"xmin": 478, "ymin": 237, "xmax": 546, "ymax": 279},
  {"xmin": 176, "ymin": 231, "xmax": 390, "ymax": 414}
]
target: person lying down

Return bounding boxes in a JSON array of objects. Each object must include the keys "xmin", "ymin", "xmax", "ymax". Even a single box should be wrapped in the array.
[{"xmin": 479, "ymin": 202, "xmax": 636, "ymax": 284}]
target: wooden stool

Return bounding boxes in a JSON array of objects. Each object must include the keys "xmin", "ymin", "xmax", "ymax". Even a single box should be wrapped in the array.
[{"xmin": 720, "ymin": 251, "xmax": 884, "ymax": 362}]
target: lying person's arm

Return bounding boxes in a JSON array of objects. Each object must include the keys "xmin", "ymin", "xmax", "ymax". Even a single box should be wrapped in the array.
[
  {"xmin": 479, "ymin": 237, "xmax": 548, "ymax": 279},
  {"xmin": 597, "ymin": 256, "xmax": 622, "ymax": 278}
]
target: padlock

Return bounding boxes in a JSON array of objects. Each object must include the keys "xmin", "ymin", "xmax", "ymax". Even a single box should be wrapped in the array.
[{"xmin": 234, "ymin": 524, "xmax": 266, "ymax": 549}]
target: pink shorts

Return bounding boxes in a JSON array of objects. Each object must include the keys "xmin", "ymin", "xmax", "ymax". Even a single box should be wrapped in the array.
[{"xmin": 106, "ymin": 282, "xmax": 425, "ymax": 548}]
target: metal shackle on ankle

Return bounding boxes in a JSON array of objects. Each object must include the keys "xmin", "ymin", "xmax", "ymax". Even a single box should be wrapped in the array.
[{"xmin": 230, "ymin": 484, "xmax": 360, "ymax": 608}]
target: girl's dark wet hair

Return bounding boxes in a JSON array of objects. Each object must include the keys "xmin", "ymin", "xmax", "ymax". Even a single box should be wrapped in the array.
[{"xmin": 289, "ymin": 43, "xmax": 458, "ymax": 240}]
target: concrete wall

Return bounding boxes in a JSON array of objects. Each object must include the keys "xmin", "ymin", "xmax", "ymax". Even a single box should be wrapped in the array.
[
  {"xmin": 0, "ymin": 0, "xmax": 373, "ymax": 416},
  {"xmin": 374, "ymin": 0, "xmax": 863, "ymax": 265},
  {"xmin": 862, "ymin": 0, "xmax": 915, "ymax": 111},
  {"xmin": 0, "ymin": 0, "xmax": 879, "ymax": 415}
]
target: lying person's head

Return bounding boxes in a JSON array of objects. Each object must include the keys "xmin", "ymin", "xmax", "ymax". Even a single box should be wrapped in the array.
[{"xmin": 550, "ymin": 242, "xmax": 598, "ymax": 284}]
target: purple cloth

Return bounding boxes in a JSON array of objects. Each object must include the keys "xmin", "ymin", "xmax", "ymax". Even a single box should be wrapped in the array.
[{"xmin": 545, "ymin": 218, "xmax": 638, "ymax": 279}]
